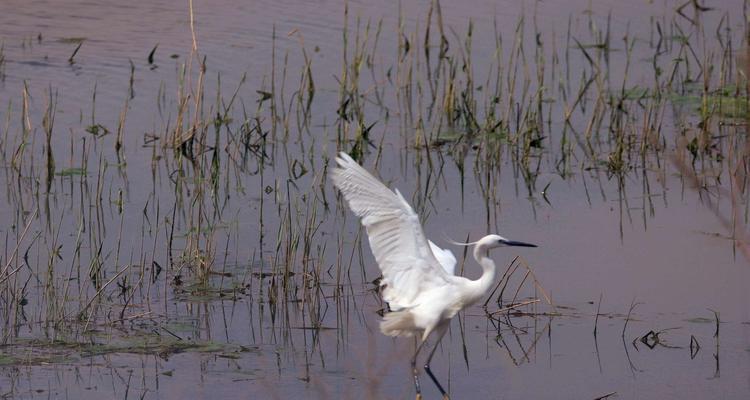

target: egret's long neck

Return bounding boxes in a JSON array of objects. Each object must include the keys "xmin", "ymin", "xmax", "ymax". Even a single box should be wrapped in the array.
[{"xmin": 466, "ymin": 243, "xmax": 497, "ymax": 304}]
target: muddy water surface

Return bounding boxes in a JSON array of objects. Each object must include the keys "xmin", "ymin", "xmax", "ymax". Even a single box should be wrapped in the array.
[{"xmin": 0, "ymin": 0, "xmax": 749, "ymax": 399}]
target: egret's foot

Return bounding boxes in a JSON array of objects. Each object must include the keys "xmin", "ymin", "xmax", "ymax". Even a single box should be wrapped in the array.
[
  {"xmin": 413, "ymin": 367, "xmax": 422, "ymax": 400},
  {"xmin": 424, "ymin": 363, "xmax": 449, "ymax": 399}
]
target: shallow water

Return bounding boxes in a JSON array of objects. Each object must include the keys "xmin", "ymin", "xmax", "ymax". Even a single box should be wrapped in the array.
[{"xmin": 1, "ymin": 0, "xmax": 749, "ymax": 399}]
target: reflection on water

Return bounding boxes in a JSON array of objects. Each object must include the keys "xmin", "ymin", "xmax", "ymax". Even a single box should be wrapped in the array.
[{"xmin": 0, "ymin": 0, "xmax": 749, "ymax": 398}]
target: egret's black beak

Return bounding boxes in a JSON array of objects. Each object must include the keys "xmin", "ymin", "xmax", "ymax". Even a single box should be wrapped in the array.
[{"xmin": 501, "ymin": 239, "xmax": 537, "ymax": 248}]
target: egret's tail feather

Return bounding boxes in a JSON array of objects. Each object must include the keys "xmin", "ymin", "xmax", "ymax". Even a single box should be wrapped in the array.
[{"xmin": 380, "ymin": 311, "xmax": 416, "ymax": 337}]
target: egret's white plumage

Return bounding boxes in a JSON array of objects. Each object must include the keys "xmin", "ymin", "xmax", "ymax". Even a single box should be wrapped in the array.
[
  {"xmin": 428, "ymin": 240, "xmax": 457, "ymax": 275},
  {"xmin": 331, "ymin": 152, "xmax": 536, "ymax": 399},
  {"xmin": 330, "ymin": 152, "xmax": 453, "ymax": 314}
]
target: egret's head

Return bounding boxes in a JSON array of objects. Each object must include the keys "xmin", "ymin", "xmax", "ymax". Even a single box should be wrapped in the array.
[{"xmin": 481, "ymin": 234, "xmax": 537, "ymax": 250}]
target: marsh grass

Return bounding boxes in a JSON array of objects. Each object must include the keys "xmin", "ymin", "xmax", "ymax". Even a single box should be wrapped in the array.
[
  {"xmin": 0, "ymin": 42, "xmax": 6, "ymax": 82},
  {"xmin": 0, "ymin": 1, "xmax": 748, "ymax": 397}
]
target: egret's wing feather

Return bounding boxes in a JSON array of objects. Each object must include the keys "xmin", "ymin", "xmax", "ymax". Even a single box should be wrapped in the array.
[
  {"xmin": 428, "ymin": 240, "xmax": 457, "ymax": 275},
  {"xmin": 331, "ymin": 153, "xmax": 450, "ymax": 308}
]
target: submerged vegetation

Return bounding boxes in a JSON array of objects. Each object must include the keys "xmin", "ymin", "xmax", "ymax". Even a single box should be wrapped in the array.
[{"xmin": 0, "ymin": 0, "xmax": 748, "ymax": 398}]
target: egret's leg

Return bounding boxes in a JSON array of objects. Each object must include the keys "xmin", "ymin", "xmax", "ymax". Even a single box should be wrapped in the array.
[
  {"xmin": 411, "ymin": 336, "xmax": 429, "ymax": 400},
  {"xmin": 423, "ymin": 324, "xmax": 450, "ymax": 399}
]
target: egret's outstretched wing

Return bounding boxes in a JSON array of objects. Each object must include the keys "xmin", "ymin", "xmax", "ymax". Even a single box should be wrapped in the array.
[
  {"xmin": 331, "ymin": 152, "xmax": 451, "ymax": 308},
  {"xmin": 428, "ymin": 240, "xmax": 457, "ymax": 275}
]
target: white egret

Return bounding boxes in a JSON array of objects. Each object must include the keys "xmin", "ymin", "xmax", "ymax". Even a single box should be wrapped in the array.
[{"xmin": 331, "ymin": 152, "xmax": 536, "ymax": 399}]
